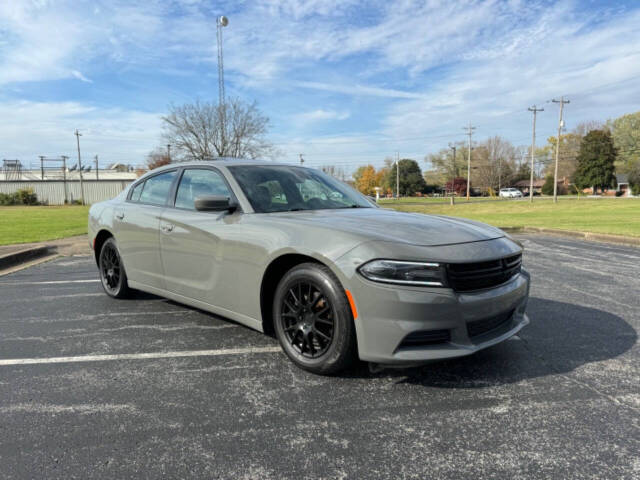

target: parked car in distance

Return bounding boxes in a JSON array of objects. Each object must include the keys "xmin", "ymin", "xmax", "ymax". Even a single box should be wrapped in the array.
[
  {"xmin": 499, "ymin": 188, "xmax": 523, "ymax": 198},
  {"xmin": 89, "ymin": 160, "xmax": 530, "ymax": 374}
]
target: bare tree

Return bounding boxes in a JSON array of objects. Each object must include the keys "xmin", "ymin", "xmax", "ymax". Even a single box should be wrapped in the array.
[
  {"xmin": 146, "ymin": 148, "xmax": 171, "ymax": 170},
  {"xmin": 321, "ymin": 165, "xmax": 347, "ymax": 181},
  {"xmin": 471, "ymin": 136, "xmax": 517, "ymax": 192},
  {"xmin": 162, "ymin": 98, "xmax": 273, "ymax": 160}
]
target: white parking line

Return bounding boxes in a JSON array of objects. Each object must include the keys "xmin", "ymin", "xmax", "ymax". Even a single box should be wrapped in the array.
[
  {"xmin": 0, "ymin": 346, "xmax": 282, "ymax": 366},
  {"xmin": 0, "ymin": 279, "xmax": 100, "ymax": 286}
]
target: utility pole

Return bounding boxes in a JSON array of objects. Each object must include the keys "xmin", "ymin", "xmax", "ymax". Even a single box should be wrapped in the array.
[
  {"xmin": 449, "ymin": 144, "xmax": 457, "ymax": 196},
  {"xmin": 551, "ymin": 97, "xmax": 569, "ymax": 203},
  {"xmin": 61, "ymin": 156, "xmax": 69, "ymax": 204},
  {"xmin": 166, "ymin": 144, "xmax": 171, "ymax": 162},
  {"xmin": 39, "ymin": 156, "xmax": 45, "ymax": 179},
  {"xmin": 94, "ymin": 154, "xmax": 99, "ymax": 181},
  {"xmin": 75, "ymin": 129, "xmax": 85, "ymax": 205},
  {"xmin": 299, "ymin": 153, "xmax": 304, "ymax": 165},
  {"xmin": 463, "ymin": 123, "xmax": 475, "ymax": 201},
  {"xmin": 396, "ymin": 151, "xmax": 400, "ymax": 198},
  {"xmin": 528, "ymin": 105, "xmax": 544, "ymax": 203}
]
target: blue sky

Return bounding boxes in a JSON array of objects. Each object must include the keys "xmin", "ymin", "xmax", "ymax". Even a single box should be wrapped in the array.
[{"xmin": 1, "ymin": 0, "xmax": 640, "ymax": 172}]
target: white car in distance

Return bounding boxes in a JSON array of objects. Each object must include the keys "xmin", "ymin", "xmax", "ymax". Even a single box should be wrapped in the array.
[{"xmin": 499, "ymin": 188, "xmax": 523, "ymax": 198}]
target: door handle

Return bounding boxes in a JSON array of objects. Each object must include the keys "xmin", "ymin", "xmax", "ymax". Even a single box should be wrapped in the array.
[
  {"xmin": 115, "ymin": 212, "xmax": 124, "ymax": 220},
  {"xmin": 161, "ymin": 223, "xmax": 174, "ymax": 233}
]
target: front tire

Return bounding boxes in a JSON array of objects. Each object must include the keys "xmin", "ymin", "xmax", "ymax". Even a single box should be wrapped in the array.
[
  {"xmin": 99, "ymin": 237, "xmax": 131, "ymax": 299},
  {"xmin": 273, "ymin": 263, "xmax": 357, "ymax": 375}
]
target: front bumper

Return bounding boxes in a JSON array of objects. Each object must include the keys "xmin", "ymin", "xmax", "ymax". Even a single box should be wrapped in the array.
[{"xmin": 348, "ymin": 269, "xmax": 530, "ymax": 365}]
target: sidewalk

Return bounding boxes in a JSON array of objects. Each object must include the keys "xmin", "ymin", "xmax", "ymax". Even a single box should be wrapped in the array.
[{"xmin": 0, "ymin": 235, "xmax": 90, "ymax": 274}]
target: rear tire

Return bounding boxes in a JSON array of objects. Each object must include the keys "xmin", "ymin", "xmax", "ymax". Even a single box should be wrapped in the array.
[
  {"xmin": 98, "ymin": 237, "xmax": 131, "ymax": 299},
  {"xmin": 273, "ymin": 263, "xmax": 357, "ymax": 375}
]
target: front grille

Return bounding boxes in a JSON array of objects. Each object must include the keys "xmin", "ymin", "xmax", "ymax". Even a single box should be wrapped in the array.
[
  {"xmin": 398, "ymin": 329, "xmax": 451, "ymax": 348},
  {"xmin": 467, "ymin": 309, "xmax": 515, "ymax": 338},
  {"xmin": 447, "ymin": 253, "xmax": 521, "ymax": 292}
]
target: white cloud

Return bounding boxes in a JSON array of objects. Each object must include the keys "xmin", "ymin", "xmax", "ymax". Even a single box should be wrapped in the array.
[
  {"xmin": 295, "ymin": 109, "xmax": 350, "ymax": 122},
  {"xmin": 71, "ymin": 70, "xmax": 92, "ymax": 83},
  {"xmin": 293, "ymin": 81, "xmax": 428, "ymax": 100},
  {"xmin": 0, "ymin": 101, "xmax": 162, "ymax": 166}
]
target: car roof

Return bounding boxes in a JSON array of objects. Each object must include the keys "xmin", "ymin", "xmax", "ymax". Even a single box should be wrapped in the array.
[{"xmin": 153, "ymin": 159, "xmax": 294, "ymax": 171}]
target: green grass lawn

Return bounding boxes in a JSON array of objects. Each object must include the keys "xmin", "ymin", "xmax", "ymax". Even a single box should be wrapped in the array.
[
  {"xmin": 0, "ymin": 206, "xmax": 90, "ymax": 246},
  {"xmin": 0, "ymin": 198, "xmax": 638, "ymax": 246},
  {"xmin": 382, "ymin": 197, "xmax": 640, "ymax": 237}
]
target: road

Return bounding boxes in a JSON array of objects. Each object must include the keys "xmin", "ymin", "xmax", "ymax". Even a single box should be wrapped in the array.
[{"xmin": 0, "ymin": 234, "xmax": 638, "ymax": 479}]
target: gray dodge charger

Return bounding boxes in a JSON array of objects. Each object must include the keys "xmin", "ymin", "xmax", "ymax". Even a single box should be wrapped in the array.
[{"xmin": 89, "ymin": 160, "xmax": 530, "ymax": 374}]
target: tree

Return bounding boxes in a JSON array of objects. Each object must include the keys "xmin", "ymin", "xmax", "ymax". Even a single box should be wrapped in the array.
[
  {"xmin": 512, "ymin": 161, "xmax": 531, "ymax": 184},
  {"xmin": 146, "ymin": 148, "xmax": 172, "ymax": 170},
  {"xmin": 483, "ymin": 135, "xmax": 517, "ymax": 190},
  {"xmin": 353, "ymin": 165, "xmax": 378, "ymax": 195},
  {"xmin": 162, "ymin": 98, "xmax": 272, "ymax": 160},
  {"xmin": 573, "ymin": 130, "xmax": 617, "ymax": 193},
  {"xmin": 628, "ymin": 162, "xmax": 640, "ymax": 195},
  {"xmin": 445, "ymin": 177, "xmax": 468, "ymax": 196},
  {"xmin": 606, "ymin": 111, "xmax": 640, "ymax": 171},
  {"xmin": 424, "ymin": 143, "xmax": 468, "ymax": 186},
  {"xmin": 387, "ymin": 159, "xmax": 427, "ymax": 196},
  {"xmin": 543, "ymin": 133, "xmax": 582, "ymax": 180},
  {"xmin": 541, "ymin": 175, "xmax": 555, "ymax": 196}
]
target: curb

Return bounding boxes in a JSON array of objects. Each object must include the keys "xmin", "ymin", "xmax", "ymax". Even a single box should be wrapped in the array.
[
  {"xmin": 501, "ymin": 227, "xmax": 640, "ymax": 248},
  {"xmin": 0, "ymin": 246, "xmax": 57, "ymax": 271}
]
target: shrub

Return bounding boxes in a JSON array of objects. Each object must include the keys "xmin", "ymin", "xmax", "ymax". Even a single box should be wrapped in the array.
[
  {"xmin": 0, "ymin": 188, "xmax": 39, "ymax": 206},
  {"xmin": 629, "ymin": 164, "xmax": 640, "ymax": 196},
  {"xmin": 541, "ymin": 175, "xmax": 555, "ymax": 196}
]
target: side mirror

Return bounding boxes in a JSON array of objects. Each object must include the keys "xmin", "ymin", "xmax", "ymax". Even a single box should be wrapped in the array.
[{"xmin": 194, "ymin": 195, "xmax": 237, "ymax": 212}]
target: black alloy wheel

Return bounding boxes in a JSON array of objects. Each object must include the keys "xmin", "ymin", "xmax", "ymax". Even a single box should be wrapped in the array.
[
  {"xmin": 99, "ymin": 237, "xmax": 130, "ymax": 298},
  {"xmin": 274, "ymin": 263, "xmax": 357, "ymax": 374},
  {"xmin": 280, "ymin": 280, "xmax": 335, "ymax": 358}
]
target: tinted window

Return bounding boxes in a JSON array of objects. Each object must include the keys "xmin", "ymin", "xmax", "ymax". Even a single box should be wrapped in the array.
[
  {"xmin": 175, "ymin": 169, "xmax": 231, "ymax": 210},
  {"xmin": 138, "ymin": 170, "xmax": 176, "ymax": 206},
  {"xmin": 130, "ymin": 181, "xmax": 144, "ymax": 202},
  {"xmin": 228, "ymin": 165, "xmax": 372, "ymax": 213}
]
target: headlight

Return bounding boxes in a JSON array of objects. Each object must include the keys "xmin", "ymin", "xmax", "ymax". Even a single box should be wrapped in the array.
[{"xmin": 358, "ymin": 260, "xmax": 447, "ymax": 287}]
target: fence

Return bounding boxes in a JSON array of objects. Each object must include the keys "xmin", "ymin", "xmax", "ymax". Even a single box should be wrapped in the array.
[{"xmin": 0, "ymin": 180, "xmax": 133, "ymax": 205}]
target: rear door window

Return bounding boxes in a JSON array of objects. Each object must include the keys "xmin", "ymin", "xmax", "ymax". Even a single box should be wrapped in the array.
[{"xmin": 130, "ymin": 181, "xmax": 144, "ymax": 202}]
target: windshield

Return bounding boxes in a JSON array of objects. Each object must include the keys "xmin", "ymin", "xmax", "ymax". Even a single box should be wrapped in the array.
[{"xmin": 228, "ymin": 165, "xmax": 373, "ymax": 213}]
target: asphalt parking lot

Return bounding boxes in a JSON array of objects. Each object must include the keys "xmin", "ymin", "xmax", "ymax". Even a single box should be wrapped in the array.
[{"xmin": 0, "ymin": 234, "xmax": 638, "ymax": 479}]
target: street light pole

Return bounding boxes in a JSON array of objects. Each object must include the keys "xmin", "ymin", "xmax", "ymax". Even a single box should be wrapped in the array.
[{"xmin": 216, "ymin": 15, "xmax": 229, "ymax": 157}]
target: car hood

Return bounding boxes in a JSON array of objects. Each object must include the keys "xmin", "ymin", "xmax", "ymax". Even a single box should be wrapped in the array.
[{"xmin": 267, "ymin": 208, "xmax": 504, "ymax": 246}]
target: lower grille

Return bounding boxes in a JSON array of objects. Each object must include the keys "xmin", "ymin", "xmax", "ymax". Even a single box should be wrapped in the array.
[
  {"xmin": 398, "ymin": 329, "xmax": 451, "ymax": 348},
  {"xmin": 467, "ymin": 309, "xmax": 515, "ymax": 338}
]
